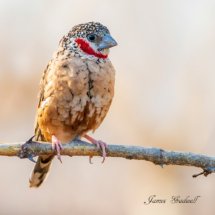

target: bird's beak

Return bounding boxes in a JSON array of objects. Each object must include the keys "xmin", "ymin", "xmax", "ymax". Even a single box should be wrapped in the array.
[{"xmin": 98, "ymin": 34, "xmax": 118, "ymax": 51}]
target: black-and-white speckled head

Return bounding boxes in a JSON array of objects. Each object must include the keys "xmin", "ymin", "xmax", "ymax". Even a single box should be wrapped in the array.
[
  {"xmin": 60, "ymin": 22, "xmax": 117, "ymax": 61},
  {"xmin": 70, "ymin": 22, "xmax": 110, "ymax": 38}
]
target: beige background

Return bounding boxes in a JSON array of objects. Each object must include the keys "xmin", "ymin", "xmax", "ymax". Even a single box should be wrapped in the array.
[{"xmin": 0, "ymin": 0, "xmax": 215, "ymax": 214}]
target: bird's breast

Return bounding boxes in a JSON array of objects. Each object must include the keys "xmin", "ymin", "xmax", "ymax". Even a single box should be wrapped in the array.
[{"xmin": 38, "ymin": 57, "xmax": 115, "ymax": 142}]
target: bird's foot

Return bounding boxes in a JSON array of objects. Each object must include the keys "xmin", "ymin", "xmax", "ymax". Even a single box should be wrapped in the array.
[
  {"xmin": 84, "ymin": 134, "xmax": 107, "ymax": 164},
  {"xmin": 51, "ymin": 135, "xmax": 63, "ymax": 163}
]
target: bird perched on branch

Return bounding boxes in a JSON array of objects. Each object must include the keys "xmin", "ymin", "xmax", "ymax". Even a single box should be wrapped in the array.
[{"xmin": 29, "ymin": 22, "xmax": 117, "ymax": 187}]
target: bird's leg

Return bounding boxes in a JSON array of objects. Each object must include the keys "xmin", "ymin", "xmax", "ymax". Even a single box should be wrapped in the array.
[
  {"xmin": 83, "ymin": 134, "xmax": 107, "ymax": 163},
  {"xmin": 51, "ymin": 135, "xmax": 63, "ymax": 163}
]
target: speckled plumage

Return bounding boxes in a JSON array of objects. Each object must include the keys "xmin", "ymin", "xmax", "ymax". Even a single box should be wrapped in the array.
[
  {"xmin": 30, "ymin": 22, "xmax": 116, "ymax": 187},
  {"xmin": 36, "ymin": 52, "xmax": 115, "ymax": 143}
]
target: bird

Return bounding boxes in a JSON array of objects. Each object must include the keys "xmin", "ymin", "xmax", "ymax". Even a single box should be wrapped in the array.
[{"xmin": 29, "ymin": 22, "xmax": 117, "ymax": 187}]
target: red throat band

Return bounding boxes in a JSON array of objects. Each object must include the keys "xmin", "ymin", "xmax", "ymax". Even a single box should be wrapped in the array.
[{"xmin": 75, "ymin": 38, "xmax": 108, "ymax": 59}]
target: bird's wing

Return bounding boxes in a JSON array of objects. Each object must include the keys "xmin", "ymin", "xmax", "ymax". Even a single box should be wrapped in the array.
[{"xmin": 34, "ymin": 62, "xmax": 51, "ymax": 141}]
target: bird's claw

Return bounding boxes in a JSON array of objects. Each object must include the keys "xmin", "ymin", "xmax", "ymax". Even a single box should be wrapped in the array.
[
  {"xmin": 51, "ymin": 135, "xmax": 63, "ymax": 163},
  {"xmin": 89, "ymin": 140, "xmax": 107, "ymax": 164},
  {"xmin": 89, "ymin": 155, "xmax": 93, "ymax": 164}
]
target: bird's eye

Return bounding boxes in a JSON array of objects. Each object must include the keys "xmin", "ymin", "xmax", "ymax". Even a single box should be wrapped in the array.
[{"xmin": 87, "ymin": 34, "xmax": 96, "ymax": 42}]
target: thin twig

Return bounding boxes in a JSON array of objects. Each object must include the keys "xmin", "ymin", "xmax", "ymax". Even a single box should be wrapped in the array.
[{"xmin": 0, "ymin": 139, "xmax": 214, "ymax": 177}]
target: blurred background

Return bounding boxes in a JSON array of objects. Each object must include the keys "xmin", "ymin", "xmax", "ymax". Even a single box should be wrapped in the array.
[{"xmin": 0, "ymin": 0, "xmax": 215, "ymax": 214}]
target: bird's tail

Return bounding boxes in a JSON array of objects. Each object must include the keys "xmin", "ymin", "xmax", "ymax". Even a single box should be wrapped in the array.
[{"xmin": 29, "ymin": 155, "xmax": 54, "ymax": 188}]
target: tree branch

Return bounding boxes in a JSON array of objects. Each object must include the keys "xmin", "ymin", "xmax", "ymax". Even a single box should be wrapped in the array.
[{"xmin": 0, "ymin": 138, "xmax": 214, "ymax": 177}]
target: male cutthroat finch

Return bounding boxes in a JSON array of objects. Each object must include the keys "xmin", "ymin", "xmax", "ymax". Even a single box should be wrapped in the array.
[{"xmin": 29, "ymin": 22, "xmax": 117, "ymax": 187}]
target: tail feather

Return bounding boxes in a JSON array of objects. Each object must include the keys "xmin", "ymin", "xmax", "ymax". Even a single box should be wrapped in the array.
[
  {"xmin": 29, "ymin": 155, "xmax": 54, "ymax": 188},
  {"xmin": 30, "ymin": 124, "xmax": 54, "ymax": 188}
]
